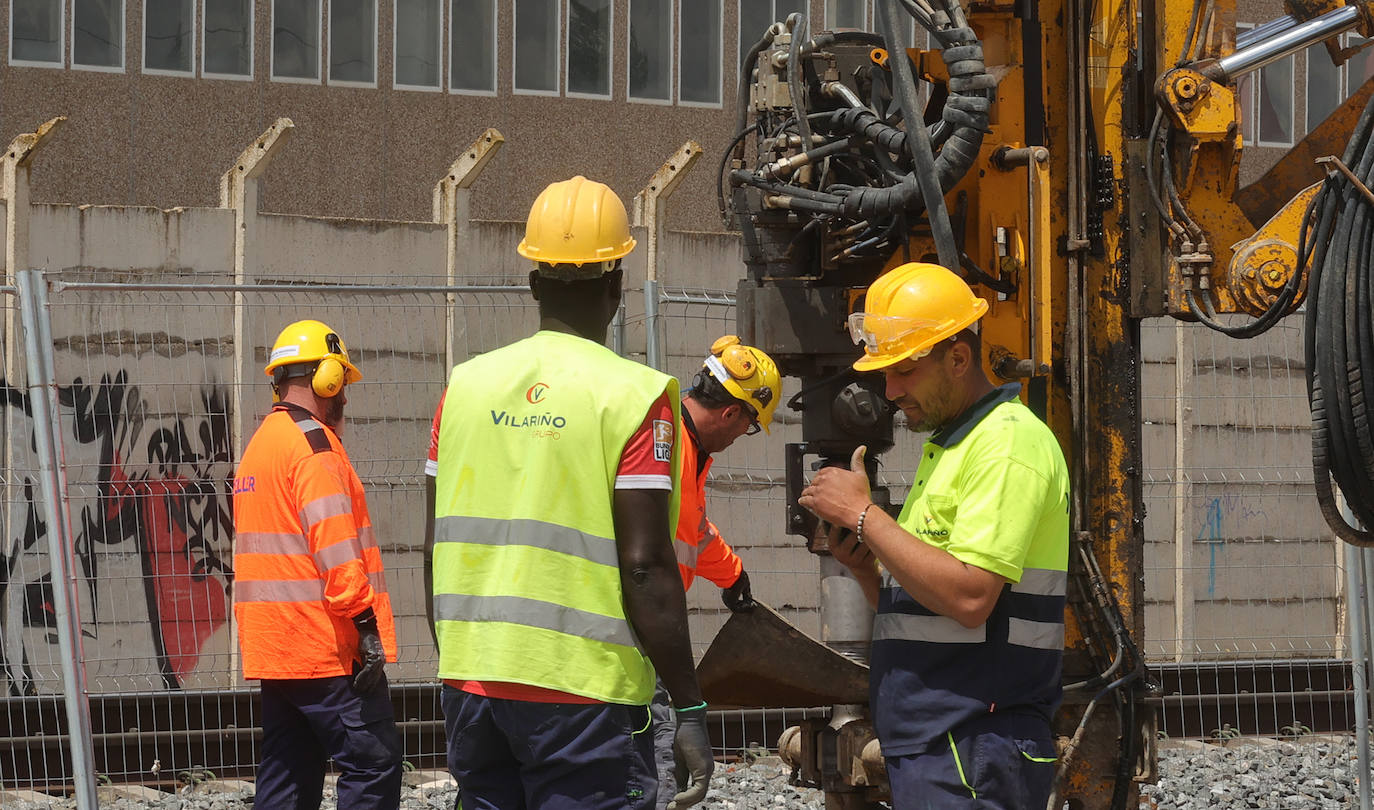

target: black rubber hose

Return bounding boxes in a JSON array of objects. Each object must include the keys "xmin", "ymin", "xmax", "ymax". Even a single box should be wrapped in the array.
[
  {"xmin": 831, "ymin": 0, "xmax": 994, "ymax": 235},
  {"xmin": 875, "ymin": 0, "xmax": 957, "ymax": 268},
  {"xmin": 1305, "ymin": 87, "xmax": 1374, "ymax": 544},
  {"xmin": 787, "ymin": 14, "xmax": 814, "ymax": 155}
]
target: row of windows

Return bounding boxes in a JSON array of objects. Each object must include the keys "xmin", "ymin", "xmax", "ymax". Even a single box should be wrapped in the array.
[
  {"xmin": 10, "ymin": 0, "xmax": 896, "ymax": 100},
  {"xmin": 1220, "ymin": 27, "xmax": 1373, "ymax": 149}
]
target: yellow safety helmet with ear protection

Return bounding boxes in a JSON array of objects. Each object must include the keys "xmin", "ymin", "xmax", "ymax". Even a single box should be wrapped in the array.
[
  {"xmin": 704, "ymin": 335, "xmax": 782, "ymax": 434},
  {"xmin": 264, "ymin": 319, "xmax": 362, "ymax": 398},
  {"xmin": 849, "ymin": 262, "xmax": 988, "ymax": 372}
]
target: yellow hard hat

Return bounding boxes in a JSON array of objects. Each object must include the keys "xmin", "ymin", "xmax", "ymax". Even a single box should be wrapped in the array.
[
  {"xmin": 704, "ymin": 335, "xmax": 782, "ymax": 434},
  {"xmin": 264, "ymin": 319, "xmax": 362, "ymax": 398},
  {"xmin": 517, "ymin": 176, "xmax": 636, "ymax": 275},
  {"xmin": 850, "ymin": 262, "xmax": 988, "ymax": 372}
]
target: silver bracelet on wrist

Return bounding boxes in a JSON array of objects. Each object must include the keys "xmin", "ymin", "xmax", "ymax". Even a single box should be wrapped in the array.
[{"xmin": 856, "ymin": 503, "xmax": 875, "ymax": 544}]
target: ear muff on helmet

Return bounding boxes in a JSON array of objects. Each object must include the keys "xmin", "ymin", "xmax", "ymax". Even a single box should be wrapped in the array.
[
  {"xmin": 312, "ymin": 356, "xmax": 347, "ymax": 397},
  {"xmin": 704, "ymin": 335, "xmax": 781, "ymax": 433}
]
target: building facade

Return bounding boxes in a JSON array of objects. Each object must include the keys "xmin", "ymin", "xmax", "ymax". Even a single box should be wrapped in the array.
[{"xmin": 4, "ymin": 0, "xmax": 906, "ymax": 234}]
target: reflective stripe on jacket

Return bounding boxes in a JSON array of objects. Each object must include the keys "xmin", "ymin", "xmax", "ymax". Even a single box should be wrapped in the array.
[
  {"xmin": 675, "ymin": 418, "xmax": 743, "ymax": 592},
  {"xmin": 232, "ymin": 404, "xmax": 396, "ymax": 680},
  {"xmin": 432, "ymin": 331, "xmax": 681, "ymax": 705}
]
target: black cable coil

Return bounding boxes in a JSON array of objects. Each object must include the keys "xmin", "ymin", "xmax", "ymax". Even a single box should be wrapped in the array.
[{"xmin": 1305, "ymin": 91, "xmax": 1374, "ymax": 545}]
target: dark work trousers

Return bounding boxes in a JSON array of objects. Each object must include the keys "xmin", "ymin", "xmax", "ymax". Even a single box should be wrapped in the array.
[
  {"xmin": 885, "ymin": 719, "xmax": 1056, "ymax": 810},
  {"xmin": 442, "ymin": 683, "xmax": 657, "ymax": 810},
  {"xmin": 255, "ymin": 674, "xmax": 403, "ymax": 810}
]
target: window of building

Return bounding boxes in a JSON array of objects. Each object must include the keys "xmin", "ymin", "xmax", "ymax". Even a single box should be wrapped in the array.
[
  {"xmin": 204, "ymin": 0, "xmax": 252, "ymax": 76},
  {"xmin": 1348, "ymin": 35, "xmax": 1374, "ymax": 98},
  {"xmin": 273, "ymin": 0, "xmax": 320, "ymax": 80},
  {"xmin": 74, "ymin": 0, "xmax": 124, "ymax": 69},
  {"xmin": 395, "ymin": 0, "xmax": 440, "ymax": 88},
  {"xmin": 1306, "ymin": 42, "xmax": 1344, "ymax": 133},
  {"xmin": 515, "ymin": 0, "xmax": 560, "ymax": 94},
  {"xmin": 629, "ymin": 0, "xmax": 670, "ymax": 102},
  {"xmin": 568, "ymin": 0, "xmax": 612, "ymax": 97},
  {"xmin": 331, "ymin": 0, "xmax": 376, "ymax": 84},
  {"xmin": 145, "ymin": 0, "xmax": 194, "ymax": 73},
  {"xmin": 826, "ymin": 0, "xmax": 866, "ymax": 29},
  {"xmin": 680, "ymin": 0, "xmax": 721, "ymax": 106},
  {"xmin": 739, "ymin": 0, "xmax": 805, "ymax": 65},
  {"xmin": 11, "ymin": 0, "xmax": 63, "ymax": 65},
  {"xmin": 1234, "ymin": 24, "xmax": 1255, "ymax": 142},
  {"xmin": 452, "ymin": 0, "xmax": 496, "ymax": 93},
  {"xmin": 1257, "ymin": 53, "xmax": 1294, "ymax": 146}
]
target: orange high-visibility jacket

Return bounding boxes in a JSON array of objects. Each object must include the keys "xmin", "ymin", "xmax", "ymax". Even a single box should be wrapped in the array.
[
  {"xmin": 675, "ymin": 417, "xmax": 744, "ymax": 592},
  {"xmin": 232, "ymin": 404, "xmax": 397, "ymax": 679}
]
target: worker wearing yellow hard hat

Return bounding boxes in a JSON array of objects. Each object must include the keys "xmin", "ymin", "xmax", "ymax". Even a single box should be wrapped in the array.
[
  {"xmin": 425, "ymin": 176, "xmax": 713, "ymax": 810},
  {"xmin": 799, "ymin": 262, "xmax": 1070, "ymax": 809},
  {"xmin": 643, "ymin": 335, "xmax": 781, "ymax": 809},
  {"xmin": 235, "ymin": 319, "xmax": 401, "ymax": 810}
]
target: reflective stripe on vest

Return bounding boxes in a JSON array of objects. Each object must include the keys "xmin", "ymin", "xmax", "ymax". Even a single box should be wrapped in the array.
[
  {"xmin": 434, "ymin": 515, "xmax": 619, "ymax": 569},
  {"xmin": 434, "ymin": 593, "xmax": 638, "ymax": 648},
  {"xmin": 431, "ymin": 331, "xmax": 680, "ymax": 705},
  {"xmin": 873, "ymin": 612, "xmax": 987, "ymax": 644}
]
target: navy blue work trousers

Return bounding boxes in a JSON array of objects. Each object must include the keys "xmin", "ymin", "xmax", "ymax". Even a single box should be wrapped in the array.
[
  {"xmin": 885, "ymin": 721, "xmax": 1056, "ymax": 810},
  {"xmin": 442, "ymin": 683, "xmax": 657, "ymax": 810},
  {"xmin": 255, "ymin": 674, "xmax": 403, "ymax": 810}
]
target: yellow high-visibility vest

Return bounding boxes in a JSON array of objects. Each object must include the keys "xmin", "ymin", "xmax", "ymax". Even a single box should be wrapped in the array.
[{"xmin": 433, "ymin": 330, "xmax": 680, "ymax": 705}]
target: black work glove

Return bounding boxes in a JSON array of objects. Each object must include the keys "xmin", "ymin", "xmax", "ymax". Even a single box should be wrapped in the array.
[
  {"xmin": 669, "ymin": 703, "xmax": 714, "ymax": 809},
  {"xmin": 721, "ymin": 569, "xmax": 756, "ymax": 613},
  {"xmin": 352, "ymin": 608, "xmax": 386, "ymax": 693}
]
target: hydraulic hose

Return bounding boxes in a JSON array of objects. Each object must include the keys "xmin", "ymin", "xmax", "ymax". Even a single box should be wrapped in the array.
[
  {"xmin": 1305, "ymin": 89, "xmax": 1374, "ymax": 545},
  {"xmin": 832, "ymin": 0, "xmax": 995, "ymax": 254},
  {"xmin": 787, "ymin": 14, "xmax": 815, "ymax": 154},
  {"xmin": 872, "ymin": 0, "xmax": 956, "ymax": 268}
]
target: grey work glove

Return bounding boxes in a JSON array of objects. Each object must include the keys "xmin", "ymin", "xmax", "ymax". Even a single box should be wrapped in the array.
[
  {"xmin": 352, "ymin": 608, "xmax": 386, "ymax": 693},
  {"xmin": 669, "ymin": 704, "xmax": 714, "ymax": 809},
  {"xmin": 721, "ymin": 569, "xmax": 756, "ymax": 613}
]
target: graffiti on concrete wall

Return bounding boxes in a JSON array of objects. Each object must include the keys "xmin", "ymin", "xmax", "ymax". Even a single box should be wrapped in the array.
[{"xmin": 0, "ymin": 371, "xmax": 234, "ymax": 695}]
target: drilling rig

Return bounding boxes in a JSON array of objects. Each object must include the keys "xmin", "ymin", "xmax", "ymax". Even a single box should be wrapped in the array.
[{"xmin": 696, "ymin": 0, "xmax": 1374, "ymax": 806}]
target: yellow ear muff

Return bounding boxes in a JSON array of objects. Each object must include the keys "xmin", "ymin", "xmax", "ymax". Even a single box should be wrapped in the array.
[
  {"xmin": 312, "ymin": 357, "xmax": 347, "ymax": 398},
  {"xmin": 719, "ymin": 345, "xmax": 757, "ymax": 380}
]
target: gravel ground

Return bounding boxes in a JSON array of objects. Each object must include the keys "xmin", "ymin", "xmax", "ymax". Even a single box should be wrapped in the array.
[{"xmin": 6, "ymin": 736, "xmax": 1366, "ymax": 809}]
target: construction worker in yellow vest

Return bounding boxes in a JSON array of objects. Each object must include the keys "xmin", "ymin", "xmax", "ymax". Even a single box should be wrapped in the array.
[{"xmin": 423, "ymin": 176, "xmax": 713, "ymax": 809}]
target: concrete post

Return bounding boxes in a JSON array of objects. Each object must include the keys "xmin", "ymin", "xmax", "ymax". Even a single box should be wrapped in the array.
[
  {"xmin": 633, "ymin": 141, "xmax": 702, "ymax": 371},
  {"xmin": 218, "ymin": 118, "xmax": 295, "ymax": 686},
  {"xmin": 432, "ymin": 128, "xmax": 504, "ymax": 372},
  {"xmin": 1, "ymin": 117, "xmax": 63, "ymax": 697}
]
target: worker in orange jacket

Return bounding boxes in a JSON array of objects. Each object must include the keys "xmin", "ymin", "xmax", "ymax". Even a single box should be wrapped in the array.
[
  {"xmin": 232, "ymin": 320, "xmax": 401, "ymax": 810},
  {"xmin": 651, "ymin": 335, "xmax": 782, "ymax": 809}
]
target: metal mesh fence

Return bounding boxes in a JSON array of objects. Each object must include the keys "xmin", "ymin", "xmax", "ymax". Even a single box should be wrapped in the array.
[
  {"xmin": 1, "ymin": 282, "xmax": 77, "ymax": 799},
  {"xmin": 4, "ymin": 272, "xmax": 1368, "ymax": 794},
  {"xmin": 1139, "ymin": 315, "xmax": 1356, "ymax": 741}
]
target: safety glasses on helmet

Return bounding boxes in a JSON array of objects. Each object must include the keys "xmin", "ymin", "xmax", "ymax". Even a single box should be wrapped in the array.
[{"xmin": 847, "ymin": 312, "xmax": 941, "ymax": 361}]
